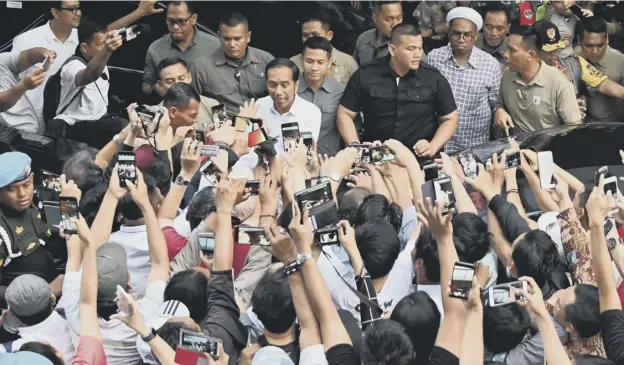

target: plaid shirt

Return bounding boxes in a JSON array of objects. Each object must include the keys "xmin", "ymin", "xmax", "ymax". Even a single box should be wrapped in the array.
[{"xmin": 427, "ymin": 45, "xmax": 501, "ymax": 153}]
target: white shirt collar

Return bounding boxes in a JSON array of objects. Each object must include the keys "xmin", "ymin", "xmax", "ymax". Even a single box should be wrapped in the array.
[
  {"xmin": 45, "ymin": 21, "xmax": 79, "ymax": 45},
  {"xmin": 119, "ymin": 225, "xmax": 147, "ymax": 233},
  {"xmin": 268, "ymin": 95, "xmax": 305, "ymax": 119}
]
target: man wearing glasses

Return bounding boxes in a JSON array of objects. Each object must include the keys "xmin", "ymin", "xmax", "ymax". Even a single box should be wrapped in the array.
[
  {"xmin": 427, "ymin": 7, "xmax": 502, "ymax": 154},
  {"xmin": 143, "ymin": 1, "xmax": 220, "ymax": 97},
  {"xmin": 12, "ymin": 0, "xmax": 163, "ymax": 129}
]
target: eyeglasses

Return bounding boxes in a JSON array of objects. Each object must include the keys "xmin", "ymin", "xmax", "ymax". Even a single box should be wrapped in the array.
[
  {"xmin": 166, "ymin": 14, "xmax": 194, "ymax": 27},
  {"xmin": 449, "ymin": 31, "xmax": 475, "ymax": 41},
  {"xmin": 59, "ymin": 6, "xmax": 81, "ymax": 15}
]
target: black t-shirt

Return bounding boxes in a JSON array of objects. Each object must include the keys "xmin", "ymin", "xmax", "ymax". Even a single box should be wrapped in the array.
[
  {"xmin": 600, "ymin": 309, "xmax": 624, "ymax": 364},
  {"xmin": 428, "ymin": 346, "xmax": 459, "ymax": 365},
  {"xmin": 326, "ymin": 344, "xmax": 361, "ymax": 365}
]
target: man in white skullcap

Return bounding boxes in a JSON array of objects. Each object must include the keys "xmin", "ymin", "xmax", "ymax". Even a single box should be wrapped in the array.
[{"xmin": 427, "ymin": 7, "xmax": 503, "ymax": 155}]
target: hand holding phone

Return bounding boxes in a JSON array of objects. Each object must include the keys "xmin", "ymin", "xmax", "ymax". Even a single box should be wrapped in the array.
[
  {"xmin": 117, "ymin": 152, "xmax": 137, "ymax": 188},
  {"xmin": 116, "ymin": 285, "xmax": 133, "ymax": 316},
  {"xmin": 450, "ymin": 262, "xmax": 475, "ymax": 299},
  {"xmin": 60, "ymin": 196, "xmax": 79, "ymax": 234},
  {"xmin": 488, "ymin": 281, "xmax": 528, "ymax": 307}
]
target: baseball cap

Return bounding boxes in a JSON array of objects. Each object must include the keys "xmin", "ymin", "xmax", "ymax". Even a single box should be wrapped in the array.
[
  {"xmin": 533, "ymin": 20, "xmax": 566, "ymax": 52},
  {"xmin": 5, "ymin": 274, "xmax": 52, "ymax": 317},
  {"xmin": 97, "ymin": 242, "xmax": 129, "ymax": 307},
  {"xmin": 0, "ymin": 352, "xmax": 53, "ymax": 365},
  {"xmin": 251, "ymin": 346, "xmax": 295, "ymax": 365},
  {"xmin": 137, "ymin": 300, "xmax": 191, "ymax": 364}
]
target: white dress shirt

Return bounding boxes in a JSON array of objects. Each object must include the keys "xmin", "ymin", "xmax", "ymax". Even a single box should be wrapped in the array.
[
  {"xmin": 12, "ymin": 21, "xmax": 79, "ymax": 124},
  {"xmin": 109, "ymin": 225, "xmax": 150, "ymax": 297},
  {"xmin": 57, "ymin": 59, "xmax": 109, "ymax": 125}
]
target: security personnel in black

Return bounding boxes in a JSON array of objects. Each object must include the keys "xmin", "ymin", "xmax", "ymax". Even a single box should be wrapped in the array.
[
  {"xmin": 337, "ymin": 23, "xmax": 459, "ymax": 159},
  {"xmin": 0, "ymin": 152, "xmax": 62, "ymax": 309}
]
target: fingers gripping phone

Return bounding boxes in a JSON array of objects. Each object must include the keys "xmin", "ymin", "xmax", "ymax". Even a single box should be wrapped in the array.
[
  {"xmin": 59, "ymin": 196, "xmax": 79, "ymax": 234},
  {"xmin": 488, "ymin": 281, "xmax": 528, "ymax": 307},
  {"xmin": 197, "ymin": 232, "xmax": 216, "ymax": 257},
  {"xmin": 450, "ymin": 262, "xmax": 475, "ymax": 299},
  {"xmin": 370, "ymin": 146, "xmax": 396, "ymax": 164},
  {"xmin": 116, "ymin": 285, "xmax": 133, "ymax": 316},
  {"xmin": 294, "ymin": 181, "xmax": 334, "ymax": 214},
  {"xmin": 177, "ymin": 329, "xmax": 221, "ymax": 362},
  {"xmin": 236, "ymin": 226, "xmax": 271, "ymax": 246},
  {"xmin": 315, "ymin": 225, "xmax": 340, "ymax": 246},
  {"xmin": 459, "ymin": 153, "xmax": 478, "ymax": 179},
  {"xmin": 117, "ymin": 152, "xmax": 137, "ymax": 188},
  {"xmin": 282, "ymin": 122, "xmax": 300, "ymax": 153},
  {"xmin": 537, "ymin": 151, "xmax": 556, "ymax": 189}
]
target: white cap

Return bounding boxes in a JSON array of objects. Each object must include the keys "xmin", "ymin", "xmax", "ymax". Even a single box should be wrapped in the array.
[{"xmin": 446, "ymin": 7, "xmax": 484, "ymax": 31}]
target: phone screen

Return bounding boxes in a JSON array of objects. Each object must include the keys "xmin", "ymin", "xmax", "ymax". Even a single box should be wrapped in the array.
[
  {"xmin": 302, "ymin": 132, "xmax": 314, "ymax": 159},
  {"xmin": 236, "ymin": 227, "xmax": 270, "ymax": 246},
  {"xmin": 118, "ymin": 152, "xmax": 136, "ymax": 188},
  {"xmin": 245, "ymin": 180, "xmax": 260, "ymax": 195},
  {"xmin": 315, "ymin": 227, "xmax": 339, "ymax": 246},
  {"xmin": 569, "ymin": 4, "xmax": 584, "ymax": 18},
  {"xmin": 41, "ymin": 170, "xmax": 61, "ymax": 192},
  {"xmin": 423, "ymin": 164, "xmax": 439, "ymax": 182},
  {"xmin": 450, "ymin": 263, "xmax": 475, "ymax": 299},
  {"xmin": 459, "ymin": 153, "xmax": 478, "ymax": 179},
  {"xmin": 370, "ymin": 146, "xmax": 396, "ymax": 164},
  {"xmin": 211, "ymin": 105, "xmax": 228, "ymax": 129},
  {"xmin": 282, "ymin": 123, "xmax": 300, "ymax": 153},
  {"xmin": 179, "ymin": 329, "xmax": 221, "ymax": 358},
  {"xmin": 198, "ymin": 233, "xmax": 216, "ymax": 256},
  {"xmin": 505, "ymin": 152, "xmax": 521, "ymax": 169},
  {"xmin": 248, "ymin": 128, "xmax": 269, "ymax": 147},
  {"xmin": 200, "ymin": 160, "xmax": 222, "ymax": 187},
  {"xmin": 604, "ymin": 176, "xmax": 618, "ymax": 202},
  {"xmin": 489, "ymin": 281, "xmax": 526, "ymax": 307},
  {"xmin": 295, "ymin": 181, "xmax": 333, "ymax": 213},
  {"xmin": 60, "ymin": 197, "xmax": 79, "ymax": 234},
  {"xmin": 433, "ymin": 177, "xmax": 455, "ymax": 215}
]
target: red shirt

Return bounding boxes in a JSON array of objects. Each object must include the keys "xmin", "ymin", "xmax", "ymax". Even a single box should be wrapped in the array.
[{"xmin": 72, "ymin": 336, "xmax": 107, "ymax": 365}]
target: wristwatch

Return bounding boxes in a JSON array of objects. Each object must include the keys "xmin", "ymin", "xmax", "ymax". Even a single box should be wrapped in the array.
[
  {"xmin": 327, "ymin": 173, "xmax": 341, "ymax": 183},
  {"xmin": 141, "ymin": 328, "xmax": 158, "ymax": 343},
  {"xmin": 174, "ymin": 175, "xmax": 191, "ymax": 186},
  {"xmin": 113, "ymin": 134, "xmax": 123, "ymax": 146},
  {"xmin": 607, "ymin": 237, "xmax": 620, "ymax": 251},
  {"xmin": 283, "ymin": 253, "xmax": 314, "ymax": 275}
]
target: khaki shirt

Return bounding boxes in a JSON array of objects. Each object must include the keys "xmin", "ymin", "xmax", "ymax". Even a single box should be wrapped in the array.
[
  {"xmin": 548, "ymin": 13, "xmax": 578, "ymax": 58},
  {"xmin": 191, "ymin": 47, "xmax": 274, "ymax": 114},
  {"xmin": 499, "ymin": 62, "xmax": 581, "ymax": 133},
  {"xmin": 158, "ymin": 95, "xmax": 219, "ymax": 130},
  {"xmin": 290, "ymin": 47, "xmax": 358, "ymax": 85},
  {"xmin": 585, "ymin": 47, "xmax": 624, "ymax": 123}
]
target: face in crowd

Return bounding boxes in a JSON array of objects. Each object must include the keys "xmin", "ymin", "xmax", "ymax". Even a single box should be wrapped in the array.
[
  {"xmin": 448, "ymin": 19, "xmax": 478, "ymax": 57},
  {"xmin": 158, "ymin": 63, "xmax": 192, "ymax": 96},
  {"xmin": 389, "ymin": 33, "xmax": 424, "ymax": 71},
  {"xmin": 301, "ymin": 19, "xmax": 333, "ymax": 44},
  {"xmin": 580, "ymin": 30, "xmax": 608, "ymax": 64},
  {"xmin": 374, "ymin": 3, "xmax": 403, "ymax": 39},
  {"xmin": 220, "ymin": 22, "xmax": 251, "ymax": 59},
  {"xmin": 483, "ymin": 10, "xmax": 510, "ymax": 48},
  {"xmin": 166, "ymin": 2, "xmax": 197, "ymax": 43},
  {"xmin": 302, "ymin": 47, "xmax": 330, "ymax": 84},
  {"xmin": 0, "ymin": 174, "xmax": 35, "ymax": 212},
  {"xmin": 267, "ymin": 66, "xmax": 298, "ymax": 112},
  {"xmin": 52, "ymin": 0, "xmax": 82, "ymax": 29}
]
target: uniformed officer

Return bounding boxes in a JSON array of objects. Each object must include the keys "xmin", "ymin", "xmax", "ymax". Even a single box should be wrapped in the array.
[{"xmin": 0, "ymin": 152, "xmax": 62, "ymax": 308}]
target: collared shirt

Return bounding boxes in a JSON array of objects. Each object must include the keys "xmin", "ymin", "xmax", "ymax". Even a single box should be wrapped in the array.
[
  {"xmin": 427, "ymin": 45, "xmax": 502, "ymax": 153},
  {"xmin": 585, "ymin": 47, "xmax": 624, "ymax": 123},
  {"xmin": 556, "ymin": 55, "xmax": 608, "ymax": 95},
  {"xmin": 548, "ymin": 13, "xmax": 578, "ymax": 58},
  {"xmin": 0, "ymin": 52, "xmax": 40, "ymax": 133},
  {"xmin": 476, "ymin": 36, "xmax": 510, "ymax": 68},
  {"xmin": 158, "ymin": 94, "xmax": 219, "ymax": 129},
  {"xmin": 353, "ymin": 28, "xmax": 390, "ymax": 65},
  {"xmin": 297, "ymin": 75, "xmax": 345, "ymax": 156},
  {"xmin": 192, "ymin": 47, "xmax": 274, "ymax": 114},
  {"xmin": 143, "ymin": 27, "xmax": 220, "ymax": 89},
  {"xmin": 340, "ymin": 55, "xmax": 457, "ymax": 148},
  {"xmin": 291, "ymin": 48, "xmax": 358, "ymax": 85},
  {"xmin": 499, "ymin": 61, "xmax": 581, "ymax": 133},
  {"xmin": 56, "ymin": 59, "xmax": 109, "ymax": 125},
  {"xmin": 109, "ymin": 225, "xmax": 150, "ymax": 297},
  {"xmin": 11, "ymin": 21, "xmax": 79, "ymax": 124}
]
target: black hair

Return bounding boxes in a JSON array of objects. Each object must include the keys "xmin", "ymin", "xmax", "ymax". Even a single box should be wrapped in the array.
[
  {"xmin": 157, "ymin": 321, "xmax": 200, "ymax": 351},
  {"xmin": 373, "ymin": 1, "xmax": 402, "ymax": 14},
  {"xmin": 565, "ymin": 284, "xmax": 601, "ymax": 338},
  {"xmin": 302, "ymin": 36, "xmax": 333, "ymax": 58},
  {"xmin": 574, "ymin": 355, "xmax": 616, "ymax": 365},
  {"xmin": 355, "ymin": 194, "xmax": 403, "ymax": 232},
  {"xmin": 356, "ymin": 219, "xmax": 400, "ymax": 279},
  {"xmin": 361, "ymin": 319, "xmax": 415, "ymax": 365},
  {"xmin": 509, "ymin": 22, "xmax": 530, "ymax": 37},
  {"xmin": 579, "ymin": 16, "xmax": 608, "ymax": 39},
  {"xmin": 414, "ymin": 228, "xmax": 440, "ymax": 282},
  {"xmin": 14, "ymin": 302, "xmax": 53, "ymax": 327},
  {"xmin": 186, "ymin": 186, "xmax": 217, "ymax": 231},
  {"xmin": 391, "ymin": 23, "xmax": 422, "ymax": 45},
  {"xmin": 62, "ymin": 148, "xmax": 103, "ymax": 193},
  {"xmin": 157, "ymin": 57, "xmax": 190, "ymax": 78},
  {"xmin": 391, "ymin": 292, "xmax": 440, "ymax": 365},
  {"xmin": 51, "ymin": 2, "xmax": 63, "ymax": 9},
  {"xmin": 163, "ymin": 82, "xmax": 200, "ymax": 110},
  {"xmin": 118, "ymin": 173, "xmax": 159, "ymax": 221},
  {"xmin": 512, "ymin": 230, "xmax": 560, "ymax": 288},
  {"xmin": 302, "ymin": 11, "xmax": 332, "ymax": 31},
  {"xmin": 219, "ymin": 12, "xmax": 249, "ymax": 29},
  {"xmin": 167, "ymin": 1, "xmax": 195, "ymax": 15},
  {"xmin": 265, "ymin": 58, "xmax": 300, "ymax": 83},
  {"xmin": 338, "ymin": 188, "xmax": 371, "ymax": 226},
  {"xmin": 453, "ymin": 213, "xmax": 492, "ymax": 263},
  {"xmin": 483, "ymin": 303, "xmax": 531, "ymax": 353},
  {"xmin": 19, "ymin": 342, "xmax": 62, "ymax": 365},
  {"xmin": 78, "ymin": 18, "xmax": 106, "ymax": 45},
  {"xmin": 251, "ymin": 271, "xmax": 297, "ymax": 334},
  {"xmin": 483, "ymin": 2, "xmax": 511, "ymax": 24},
  {"xmin": 165, "ymin": 270, "xmax": 209, "ymax": 323}
]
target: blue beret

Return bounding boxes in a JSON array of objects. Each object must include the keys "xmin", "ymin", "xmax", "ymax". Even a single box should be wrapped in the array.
[{"xmin": 0, "ymin": 152, "xmax": 32, "ymax": 189}]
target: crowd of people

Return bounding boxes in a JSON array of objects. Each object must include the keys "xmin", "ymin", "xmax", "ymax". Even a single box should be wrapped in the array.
[{"xmin": 0, "ymin": 0, "xmax": 624, "ymax": 365}]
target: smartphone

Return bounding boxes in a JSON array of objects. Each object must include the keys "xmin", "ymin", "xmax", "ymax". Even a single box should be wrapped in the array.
[
  {"xmin": 117, "ymin": 152, "xmax": 136, "ymax": 188},
  {"xmin": 248, "ymin": 128, "xmax": 269, "ymax": 147},
  {"xmin": 302, "ymin": 131, "xmax": 314, "ymax": 160},
  {"xmin": 211, "ymin": 104, "xmax": 228, "ymax": 129},
  {"xmin": 199, "ymin": 160, "xmax": 222, "ymax": 187},
  {"xmin": 505, "ymin": 152, "xmax": 521, "ymax": 169},
  {"xmin": 40, "ymin": 170, "xmax": 61, "ymax": 192},
  {"xmin": 309, "ymin": 202, "xmax": 339, "ymax": 231},
  {"xmin": 595, "ymin": 166, "xmax": 608, "ymax": 187},
  {"xmin": 179, "ymin": 329, "xmax": 221, "ymax": 359},
  {"xmin": 315, "ymin": 226, "xmax": 340, "ymax": 246},
  {"xmin": 507, "ymin": 125, "xmax": 516, "ymax": 138},
  {"xmin": 281, "ymin": 122, "xmax": 300, "ymax": 154},
  {"xmin": 459, "ymin": 153, "xmax": 478, "ymax": 179},
  {"xmin": 449, "ymin": 262, "xmax": 475, "ymax": 299},
  {"xmin": 294, "ymin": 181, "xmax": 334, "ymax": 214},
  {"xmin": 115, "ymin": 285, "xmax": 133, "ymax": 316},
  {"xmin": 423, "ymin": 163, "xmax": 439, "ymax": 182},
  {"xmin": 352, "ymin": 144, "xmax": 371, "ymax": 165},
  {"xmin": 236, "ymin": 226, "xmax": 270, "ymax": 246},
  {"xmin": 433, "ymin": 177, "xmax": 455, "ymax": 216},
  {"xmin": 115, "ymin": 26, "xmax": 140, "ymax": 43},
  {"xmin": 200, "ymin": 145, "xmax": 221, "ymax": 158},
  {"xmin": 604, "ymin": 175, "xmax": 619, "ymax": 202},
  {"xmin": 537, "ymin": 151, "xmax": 556, "ymax": 189},
  {"xmin": 136, "ymin": 105, "xmax": 162, "ymax": 136},
  {"xmin": 41, "ymin": 56, "xmax": 51, "ymax": 71},
  {"xmin": 245, "ymin": 180, "xmax": 260, "ymax": 195},
  {"xmin": 42, "ymin": 201, "xmax": 61, "ymax": 226},
  {"xmin": 569, "ymin": 4, "xmax": 585, "ymax": 18},
  {"xmin": 195, "ymin": 130, "xmax": 205, "ymax": 144},
  {"xmin": 369, "ymin": 146, "xmax": 396, "ymax": 164},
  {"xmin": 59, "ymin": 196, "xmax": 79, "ymax": 234},
  {"xmin": 197, "ymin": 232, "xmax": 216, "ymax": 256},
  {"xmin": 488, "ymin": 281, "xmax": 528, "ymax": 307}
]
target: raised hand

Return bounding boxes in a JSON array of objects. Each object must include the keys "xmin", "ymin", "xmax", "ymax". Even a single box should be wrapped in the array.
[
  {"xmin": 22, "ymin": 67, "xmax": 46, "ymax": 90},
  {"xmin": 288, "ymin": 202, "xmax": 314, "ymax": 254},
  {"xmin": 516, "ymin": 276, "xmax": 548, "ymax": 319},
  {"xmin": 125, "ymin": 169, "xmax": 150, "ymax": 211},
  {"xmin": 60, "ymin": 174, "xmax": 82, "ymax": 203},
  {"xmin": 586, "ymin": 175, "xmax": 615, "ymax": 227},
  {"xmin": 215, "ymin": 176, "xmax": 247, "ymax": 215},
  {"xmin": 415, "ymin": 198, "xmax": 454, "ymax": 241},
  {"xmin": 180, "ymin": 138, "xmax": 202, "ymax": 179},
  {"xmin": 264, "ymin": 225, "xmax": 297, "ymax": 264}
]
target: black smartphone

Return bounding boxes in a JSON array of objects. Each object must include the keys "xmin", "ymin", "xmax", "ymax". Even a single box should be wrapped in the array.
[
  {"xmin": 42, "ymin": 201, "xmax": 61, "ymax": 226},
  {"xmin": 40, "ymin": 170, "xmax": 61, "ymax": 192},
  {"xmin": 294, "ymin": 181, "xmax": 334, "ymax": 214},
  {"xmin": 195, "ymin": 130, "xmax": 205, "ymax": 144},
  {"xmin": 211, "ymin": 104, "xmax": 228, "ymax": 129},
  {"xmin": 369, "ymin": 146, "xmax": 396, "ymax": 164},
  {"xmin": 281, "ymin": 122, "xmax": 300, "ymax": 154},
  {"xmin": 423, "ymin": 163, "xmax": 439, "ymax": 182},
  {"xmin": 352, "ymin": 144, "xmax": 371, "ymax": 165},
  {"xmin": 308, "ymin": 202, "xmax": 339, "ymax": 231},
  {"xmin": 179, "ymin": 329, "xmax": 221, "ymax": 359},
  {"xmin": 236, "ymin": 226, "xmax": 270, "ymax": 246},
  {"xmin": 245, "ymin": 180, "xmax": 260, "ymax": 195},
  {"xmin": 199, "ymin": 160, "xmax": 222, "ymax": 187},
  {"xmin": 315, "ymin": 225, "xmax": 340, "ymax": 246},
  {"xmin": 569, "ymin": 4, "xmax": 585, "ymax": 18},
  {"xmin": 136, "ymin": 105, "xmax": 162, "ymax": 136},
  {"xmin": 595, "ymin": 166, "xmax": 608, "ymax": 187},
  {"xmin": 117, "ymin": 152, "xmax": 136, "ymax": 188},
  {"xmin": 459, "ymin": 153, "xmax": 478, "ymax": 179},
  {"xmin": 450, "ymin": 262, "xmax": 475, "ymax": 299},
  {"xmin": 302, "ymin": 131, "xmax": 314, "ymax": 160},
  {"xmin": 59, "ymin": 196, "xmax": 79, "ymax": 234},
  {"xmin": 433, "ymin": 177, "xmax": 455, "ymax": 216},
  {"xmin": 197, "ymin": 232, "xmax": 215, "ymax": 257},
  {"xmin": 504, "ymin": 152, "xmax": 521, "ymax": 169}
]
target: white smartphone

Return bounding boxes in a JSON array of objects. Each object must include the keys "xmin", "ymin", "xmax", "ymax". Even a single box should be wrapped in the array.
[
  {"xmin": 537, "ymin": 151, "xmax": 556, "ymax": 189},
  {"xmin": 116, "ymin": 285, "xmax": 133, "ymax": 316},
  {"xmin": 488, "ymin": 281, "xmax": 528, "ymax": 307}
]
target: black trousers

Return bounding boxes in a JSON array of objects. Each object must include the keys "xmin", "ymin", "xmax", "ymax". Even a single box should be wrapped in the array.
[{"xmin": 47, "ymin": 116, "xmax": 128, "ymax": 150}]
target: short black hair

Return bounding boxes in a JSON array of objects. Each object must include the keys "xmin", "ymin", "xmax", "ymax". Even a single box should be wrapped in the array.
[
  {"xmin": 219, "ymin": 12, "xmax": 249, "ymax": 29},
  {"xmin": 302, "ymin": 36, "xmax": 333, "ymax": 58},
  {"xmin": 186, "ymin": 186, "xmax": 217, "ymax": 231},
  {"xmin": 163, "ymin": 82, "xmax": 200, "ymax": 110},
  {"xmin": 165, "ymin": 270, "xmax": 209, "ymax": 323},
  {"xmin": 158, "ymin": 321, "xmax": 200, "ymax": 351},
  {"xmin": 373, "ymin": 1, "xmax": 402, "ymax": 14},
  {"xmin": 265, "ymin": 58, "xmax": 300, "ymax": 83},
  {"xmin": 361, "ymin": 319, "xmax": 415, "ymax": 365},
  {"xmin": 78, "ymin": 18, "xmax": 106, "ymax": 45},
  {"xmin": 565, "ymin": 284, "xmax": 601, "ymax": 338},
  {"xmin": 63, "ymin": 148, "xmax": 102, "ymax": 193},
  {"xmin": 512, "ymin": 230, "xmax": 560, "ymax": 288},
  {"xmin": 391, "ymin": 23, "xmax": 422, "ymax": 45},
  {"xmin": 483, "ymin": 303, "xmax": 531, "ymax": 353},
  {"xmin": 302, "ymin": 11, "xmax": 332, "ymax": 31},
  {"xmin": 355, "ymin": 194, "xmax": 403, "ymax": 232},
  {"xmin": 157, "ymin": 57, "xmax": 190, "ymax": 78},
  {"xmin": 356, "ymin": 219, "xmax": 400, "ymax": 279},
  {"xmin": 252, "ymin": 271, "xmax": 296, "ymax": 334},
  {"xmin": 414, "ymin": 227, "xmax": 441, "ymax": 282},
  {"xmin": 19, "ymin": 342, "xmax": 62, "ymax": 365},
  {"xmin": 167, "ymin": 1, "xmax": 195, "ymax": 15},
  {"xmin": 391, "ymin": 292, "xmax": 440, "ymax": 364},
  {"xmin": 483, "ymin": 2, "xmax": 511, "ymax": 24},
  {"xmin": 579, "ymin": 16, "xmax": 608, "ymax": 40},
  {"xmin": 453, "ymin": 213, "xmax": 492, "ymax": 263},
  {"xmin": 118, "ymin": 173, "xmax": 159, "ymax": 221}
]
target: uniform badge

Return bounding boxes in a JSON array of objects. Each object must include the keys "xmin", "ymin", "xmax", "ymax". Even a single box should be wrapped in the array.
[
  {"xmin": 26, "ymin": 242, "xmax": 36, "ymax": 251},
  {"xmin": 524, "ymin": 9, "xmax": 534, "ymax": 19},
  {"xmin": 532, "ymin": 96, "xmax": 541, "ymax": 105},
  {"xmin": 47, "ymin": 229, "xmax": 51, "ymax": 237},
  {"xmin": 546, "ymin": 28, "xmax": 556, "ymax": 40},
  {"xmin": 15, "ymin": 226, "xmax": 24, "ymax": 235},
  {"xmin": 25, "ymin": 165, "xmax": 31, "ymax": 176}
]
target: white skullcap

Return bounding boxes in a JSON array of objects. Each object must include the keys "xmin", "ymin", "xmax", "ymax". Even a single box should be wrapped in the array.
[{"xmin": 446, "ymin": 7, "xmax": 483, "ymax": 31}]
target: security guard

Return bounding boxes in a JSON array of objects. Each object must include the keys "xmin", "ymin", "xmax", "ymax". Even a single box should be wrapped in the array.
[{"xmin": 0, "ymin": 152, "xmax": 59, "ymax": 308}]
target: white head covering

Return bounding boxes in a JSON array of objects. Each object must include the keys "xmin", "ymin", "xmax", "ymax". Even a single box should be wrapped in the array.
[{"xmin": 446, "ymin": 7, "xmax": 483, "ymax": 31}]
